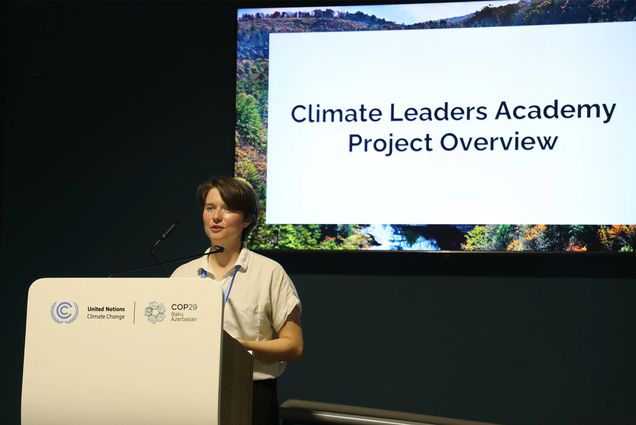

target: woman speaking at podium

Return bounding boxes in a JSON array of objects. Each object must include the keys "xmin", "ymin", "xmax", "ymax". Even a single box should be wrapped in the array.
[{"xmin": 171, "ymin": 176, "xmax": 303, "ymax": 425}]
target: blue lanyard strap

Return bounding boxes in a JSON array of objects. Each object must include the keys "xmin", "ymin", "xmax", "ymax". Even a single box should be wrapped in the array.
[
  {"xmin": 223, "ymin": 265, "xmax": 241, "ymax": 305},
  {"xmin": 200, "ymin": 265, "xmax": 241, "ymax": 305}
]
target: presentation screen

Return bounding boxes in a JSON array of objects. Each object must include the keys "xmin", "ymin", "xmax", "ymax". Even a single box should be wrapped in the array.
[{"xmin": 235, "ymin": 0, "xmax": 636, "ymax": 252}]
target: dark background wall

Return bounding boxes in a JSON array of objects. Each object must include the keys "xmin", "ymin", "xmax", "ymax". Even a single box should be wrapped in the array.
[{"xmin": 2, "ymin": 2, "xmax": 635, "ymax": 424}]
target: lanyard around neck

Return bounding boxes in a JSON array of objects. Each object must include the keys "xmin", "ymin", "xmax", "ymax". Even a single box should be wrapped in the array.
[{"xmin": 200, "ymin": 265, "xmax": 241, "ymax": 305}]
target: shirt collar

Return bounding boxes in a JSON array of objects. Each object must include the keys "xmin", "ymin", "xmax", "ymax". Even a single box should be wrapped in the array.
[
  {"xmin": 235, "ymin": 247, "xmax": 250, "ymax": 272},
  {"xmin": 197, "ymin": 247, "xmax": 250, "ymax": 278}
]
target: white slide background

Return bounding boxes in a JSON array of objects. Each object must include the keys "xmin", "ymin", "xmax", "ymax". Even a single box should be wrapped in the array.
[{"xmin": 267, "ymin": 22, "xmax": 636, "ymax": 224}]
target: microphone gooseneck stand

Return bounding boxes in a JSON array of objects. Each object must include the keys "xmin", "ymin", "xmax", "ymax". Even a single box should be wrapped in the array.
[{"xmin": 108, "ymin": 246, "xmax": 225, "ymax": 277}]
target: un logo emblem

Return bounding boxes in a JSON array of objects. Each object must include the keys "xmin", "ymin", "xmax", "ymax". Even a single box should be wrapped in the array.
[{"xmin": 51, "ymin": 301, "xmax": 79, "ymax": 324}]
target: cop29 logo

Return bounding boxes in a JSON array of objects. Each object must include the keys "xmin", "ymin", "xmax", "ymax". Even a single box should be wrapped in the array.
[
  {"xmin": 50, "ymin": 301, "xmax": 79, "ymax": 324},
  {"xmin": 145, "ymin": 301, "xmax": 166, "ymax": 324}
]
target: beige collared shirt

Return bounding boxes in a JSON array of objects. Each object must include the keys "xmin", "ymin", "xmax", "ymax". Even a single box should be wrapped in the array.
[{"xmin": 171, "ymin": 248, "xmax": 301, "ymax": 380}]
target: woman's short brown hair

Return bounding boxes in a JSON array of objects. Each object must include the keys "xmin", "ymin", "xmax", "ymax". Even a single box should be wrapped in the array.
[{"xmin": 196, "ymin": 177, "xmax": 259, "ymax": 243}]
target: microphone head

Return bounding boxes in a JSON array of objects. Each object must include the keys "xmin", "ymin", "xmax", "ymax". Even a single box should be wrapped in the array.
[
  {"xmin": 161, "ymin": 220, "xmax": 181, "ymax": 240},
  {"xmin": 152, "ymin": 220, "xmax": 181, "ymax": 253},
  {"xmin": 213, "ymin": 245, "xmax": 225, "ymax": 253}
]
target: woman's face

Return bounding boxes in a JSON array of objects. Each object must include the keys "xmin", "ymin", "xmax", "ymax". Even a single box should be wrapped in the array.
[{"xmin": 202, "ymin": 188, "xmax": 250, "ymax": 246}]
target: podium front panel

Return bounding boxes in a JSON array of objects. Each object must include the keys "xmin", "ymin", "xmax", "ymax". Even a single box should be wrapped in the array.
[{"xmin": 22, "ymin": 278, "xmax": 224, "ymax": 425}]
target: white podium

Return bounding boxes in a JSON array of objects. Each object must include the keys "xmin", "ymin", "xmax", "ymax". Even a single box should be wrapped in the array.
[{"xmin": 21, "ymin": 278, "xmax": 253, "ymax": 425}]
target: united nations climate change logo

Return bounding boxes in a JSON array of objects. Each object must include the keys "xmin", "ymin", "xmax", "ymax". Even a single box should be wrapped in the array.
[
  {"xmin": 145, "ymin": 301, "xmax": 166, "ymax": 324},
  {"xmin": 50, "ymin": 301, "xmax": 79, "ymax": 324}
]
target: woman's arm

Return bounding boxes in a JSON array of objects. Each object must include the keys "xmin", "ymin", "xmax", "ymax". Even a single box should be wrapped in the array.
[{"xmin": 237, "ymin": 306, "xmax": 304, "ymax": 362}]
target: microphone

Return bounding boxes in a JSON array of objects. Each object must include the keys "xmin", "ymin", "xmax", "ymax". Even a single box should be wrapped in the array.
[
  {"xmin": 151, "ymin": 221, "xmax": 180, "ymax": 276},
  {"xmin": 108, "ymin": 245, "xmax": 225, "ymax": 277},
  {"xmin": 211, "ymin": 245, "xmax": 225, "ymax": 254}
]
